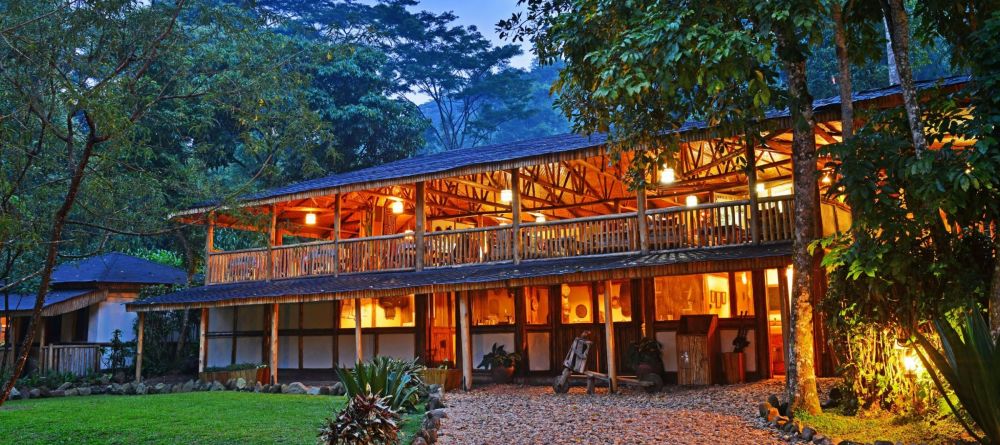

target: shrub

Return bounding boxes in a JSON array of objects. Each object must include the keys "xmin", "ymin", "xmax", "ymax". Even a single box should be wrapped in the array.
[
  {"xmin": 626, "ymin": 337, "xmax": 662, "ymax": 369},
  {"xmin": 103, "ymin": 329, "xmax": 132, "ymax": 378},
  {"xmin": 476, "ymin": 343, "xmax": 521, "ymax": 370},
  {"xmin": 203, "ymin": 363, "xmax": 266, "ymax": 372},
  {"xmin": 337, "ymin": 357, "xmax": 425, "ymax": 412},
  {"xmin": 318, "ymin": 393, "xmax": 400, "ymax": 445}
]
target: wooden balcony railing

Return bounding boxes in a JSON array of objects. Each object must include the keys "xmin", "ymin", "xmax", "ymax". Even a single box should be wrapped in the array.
[{"xmin": 205, "ymin": 195, "xmax": 799, "ymax": 285}]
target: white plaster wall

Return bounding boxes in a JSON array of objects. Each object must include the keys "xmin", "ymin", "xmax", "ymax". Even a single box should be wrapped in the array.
[
  {"xmin": 471, "ymin": 333, "xmax": 515, "ymax": 369},
  {"xmin": 656, "ymin": 330, "xmax": 678, "ymax": 372},
  {"xmin": 302, "ymin": 302, "xmax": 334, "ymax": 329},
  {"xmin": 338, "ymin": 334, "xmax": 375, "ymax": 367},
  {"xmin": 526, "ymin": 332, "xmax": 551, "ymax": 371},
  {"xmin": 302, "ymin": 336, "xmax": 334, "ymax": 368},
  {"xmin": 719, "ymin": 328, "xmax": 757, "ymax": 372},
  {"xmin": 377, "ymin": 333, "xmax": 414, "ymax": 360},
  {"xmin": 235, "ymin": 336, "xmax": 263, "ymax": 364},
  {"xmin": 87, "ymin": 296, "xmax": 138, "ymax": 343},
  {"xmin": 208, "ymin": 307, "xmax": 233, "ymax": 333},
  {"xmin": 236, "ymin": 306, "xmax": 265, "ymax": 331},
  {"xmin": 207, "ymin": 337, "xmax": 230, "ymax": 368}
]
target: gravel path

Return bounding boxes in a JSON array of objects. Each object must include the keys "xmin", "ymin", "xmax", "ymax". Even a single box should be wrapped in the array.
[{"xmin": 437, "ymin": 379, "xmax": 833, "ymax": 445}]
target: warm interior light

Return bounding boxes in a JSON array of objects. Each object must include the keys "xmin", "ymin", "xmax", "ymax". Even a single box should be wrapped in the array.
[
  {"xmin": 659, "ymin": 167, "xmax": 676, "ymax": 185},
  {"xmin": 902, "ymin": 353, "xmax": 922, "ymax": 374},
  {"xmin": 500, "ymin": 189, "xmax": 513, "ymax": 204},
  {"xmin": 535, "ymin": 214, "xmax": 546, "ymax": 223},
  {"xmin": 821, "ymin": 173, "xmax": 832, "ymax": 185},
  {"xmin": 304, "ymin": 213, "xmax": 317, "ymax": 225},
  {"xmin": 685, "ymin": 195, "xmax": 699, "ymax": 207},
  {"xmin": 741, "ymin": 272, "xmax": 748, "ymax": 285},
  {"xmin": 756, "ymin": 183, "xmax": 766, "ymax": 196},
  {"xmin": 391, "ymin": 200, "xmax": 404, "ymax": 214}
]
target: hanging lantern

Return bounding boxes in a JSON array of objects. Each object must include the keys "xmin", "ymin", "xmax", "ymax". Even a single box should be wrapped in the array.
[
  {"xmin": 685, "ymin": 195, "xmax": 699, "ymax": 207},
  {"xmin": 391, "ymin": 200, "xmax": 404, "ymax": 214},
  {"xmin": 500, "ymin": 189, "xmax": 513, "ymax": 204},
  {"xmin": 659, "ymin": 167, "xmax": 676, "ymax": 185},
  {"xmin": 304, "ymin": 213, "xmax": 317, "ymax": 225},
  {"xmin": 821, "ymin": 173, "xmax": 832, "ymax": 185}
]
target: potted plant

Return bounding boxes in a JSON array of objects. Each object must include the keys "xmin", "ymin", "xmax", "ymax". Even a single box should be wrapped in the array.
[
  {"xmin": 626, "ymin": 337, "xmax": 663, "ymax": 378},
  {"xmin": 723, "ymin": 321, "xmax": 751, "ymax": 384},
  {"xmin": 477, "ymin": 343, "xmax": 521, "ymax": 384},
  {"xmin": 422, "ymin": 360, "xmax": 462, "ymax": 391}
]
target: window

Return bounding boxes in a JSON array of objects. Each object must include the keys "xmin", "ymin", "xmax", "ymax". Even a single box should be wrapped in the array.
[
  {"xmin": 654, "ymin": 272, "xmax": 743, "ymax": 320},
  {"xmin": 0, "ymin": 317, "xmax": 6, "ymax": 345},
  {"xmin": 472, "ymin": 289, "xmax": 515, "ymax": 326},
  {"xmin": 734, "ymin": 271, "xmax": 754, "ymax": 316},
  {"xmin": 598, "ymin": 280, "xmax": 633, "ymax": 323},
  {"xmin": 525, "ymin": 287, "xmax": 550, "ymax": 325},
  {"xmin": 560, "ymin": 283, "xmax": 593, "ymax": 324},
  {"xmin": 340, "ymin": 296, "xmax": 415, "ymax": 329}
]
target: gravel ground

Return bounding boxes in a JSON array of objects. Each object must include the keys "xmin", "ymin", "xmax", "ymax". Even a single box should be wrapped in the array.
[{"xmin": 437, "ymin": 379, "xmax": 836, "ymax": 445}]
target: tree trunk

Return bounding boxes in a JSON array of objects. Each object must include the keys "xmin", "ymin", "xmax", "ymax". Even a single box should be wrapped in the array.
[
  {"xmin": 833, "ymin": 2, "xmax": 854, "ymax": 140},
  {"xmin": 783, "ymin": 51, "xmax": 823, "ymax": 416},
  {"xmin": 882, "ymin": 0, "xmax": 929, "ymax": 155}
]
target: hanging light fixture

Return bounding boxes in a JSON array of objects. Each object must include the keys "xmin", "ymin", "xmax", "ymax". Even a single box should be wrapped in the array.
[
  {"xmin": 390, "ymin": 200, "xmax": 404, "ymax": 214},
  {"xmin": 821, "ymin": 172, "xmax": 832, "ymax": 185},
  {"xmin": 685, "ymin": 195, "xmax": 699, "ymax": 207},
  {"xmin": 659, "ymin": 166, "xmax": 676, "ymax": 185},
  {"xmin": 535, "ymin": 213, "xmax": 546, "ymax": 223},
  {"xmin": 304, "ymin": 213, "xmax": 317, "ymax": 225},
  {"xmin": 500, "ymin": 189, "xmax": 513, "ymax": 204}
]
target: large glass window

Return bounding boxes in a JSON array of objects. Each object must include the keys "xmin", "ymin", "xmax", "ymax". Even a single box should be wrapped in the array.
[
  {"xmin": 472, "ymin": 289, "xmax": 515, "ymax": 326},
  {"xmin": 654, "ymin": 272, "xmax": 753, "ymax": 320},
  {"xmin": 429, "ymin": 292, "xmax": 455, "ymax": 365},
  {"xmin": 0, "ymin": 317, "xmax": 6, "ymax": 345},
  {"xmin": 525, "ymin": 287, "xmax": 550, "ymax": 325},
  {"xmin": 735, "ymin": 271, "xmax": 754, "ymax": 316},
  {"xmin": 598, "ymin": 280, "xmax": 633, "ymax": 323},
  {"xmin": 560, "ymin": 283, "xmax": 593, "ymax": 324},
  {"xmin": 340, "ymin": 296, "xmax": 415, "ymax": 329}
]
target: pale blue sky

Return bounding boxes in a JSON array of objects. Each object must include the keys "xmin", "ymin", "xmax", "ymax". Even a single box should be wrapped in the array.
[{"xmin": 409, "ymin": 0, "xmax": 533, "ymax": 68}]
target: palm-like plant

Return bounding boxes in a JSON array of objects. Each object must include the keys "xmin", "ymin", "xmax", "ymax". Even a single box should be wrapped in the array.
[
  {"xmin": 336, "ymin": 357, "xmax": 425, "ymax": 412},
  {"xmin": 914, "ymin": 311, "xmax": 999, "ymax": 444}
]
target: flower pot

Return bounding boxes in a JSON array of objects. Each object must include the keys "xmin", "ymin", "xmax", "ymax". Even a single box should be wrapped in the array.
[
  {"xmin": 490, "ymin": 366, "xmax": 515, "ymax": 384},
  {"xmin": 422, "ymin": 368, "xmax": 462, "ymax": 391},
  {"xmin": 722, "ymin": 352, "xmax": 746, "ymax": 384},
  {"xmin": 636, "ymin": 363, "xmax": 655, "ymax": 379}
]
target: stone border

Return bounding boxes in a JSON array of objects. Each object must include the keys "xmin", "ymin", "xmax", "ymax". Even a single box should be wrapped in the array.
[
  {"xmin": 412, "ymin": 384, "xmax": 447, "ymax": 445},
  {"xmin": 7, "ymin": 377, "xmax": 347, "ymax": 400},
  {"xmin": 757, "ymin": 394, "xmax": 926, "ymax": 445}
]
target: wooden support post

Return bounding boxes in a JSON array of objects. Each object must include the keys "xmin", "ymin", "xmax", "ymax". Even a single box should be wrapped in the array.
[
  {"xmin": 459, "ymin": 291, "xmax": 473, "ymax": 391},
  {"xmin": 199, "ymin": 308, "xmax": 208, "ymax": 373},
  {"xmin": 333, "ymin": 193, "xmax": 342, "ymax": 276},
  {"xmin": 354, "ymin": 299, "xmax": 363, "ymax": 364},
  {"xmin": 603, "ymin": 280, "xmax": 618, "ymax": 393},
  {"xmin": 205, "ymin": 212, "xmax": 215, "ymax": 285},
  {"xmin": 270, "ymin": 303, "xmax": 279, "ymax": 384},
  {"xmin": 38, "ymin": 320, "xmax": 46, "ymax": 372},
  {"xmin": 510, "ymin": 169, "xmax": 522, "ymax": 265},
  {"xmin": 135, "ymin": 312, "xmax": 145, "ymax": 383},
  {"xmin": 415, "ymin": 181, "xmax": 426, "ymax": 271},
  {"xmin": 747, "ymin": 144, "xmax": 761, "ymax": 244},
  {"xmin": 636, "ymin": 188, "xmax": 649, "ymax": 254}
]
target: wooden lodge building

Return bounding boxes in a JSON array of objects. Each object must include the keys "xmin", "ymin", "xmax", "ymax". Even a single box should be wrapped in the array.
[{"xmin": 128, "ymin": 77, "xmax": 968, "ymax": 388}]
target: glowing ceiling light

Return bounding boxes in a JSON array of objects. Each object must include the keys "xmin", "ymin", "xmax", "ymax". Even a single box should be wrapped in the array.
[
  {"xmin": 659, "ymin": 167, "xmax": 676, "ymax": 185},
  {"xmin": 685, "ymin": 195, "xmax": 699, "ymax": 207},
  {"xmin": 535, "ymin": 214, "xmax": 546, "ymax": 223},
  {"xmin": 500, "ymin": 189, "xmax": 513, "ymax": 204},
  {"xmin": 304, "ymin": 213, "xmax": 317, "ymax": 225},
  {"xmin": 390, "ymin": 200, "xmax": 404, "ymax": 214}
]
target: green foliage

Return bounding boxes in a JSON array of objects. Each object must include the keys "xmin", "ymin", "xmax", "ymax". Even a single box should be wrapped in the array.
[
  {"xmin": 915, "ymin": 311, "xmax": 1000, "ymax": 444},
  {"xmin": 16, "ymin": 370, "xmax": 105, "ymax": 390},
  {"xmin": 103, "ymin": 330, "xmax": 133, "ymax": 379},
  {"xmin": 625, "ymin": 337, "xmax": 663, "ymax": 369},
  {"xmin": 476, "ymin": 343, "xmax": 522, "ymax": 370},
  {"xmin": 318, "ymin": 393, "xmax": 401, "ymax": 445},
  {"xmin": 336, "ymin": 357, "xmax": 425, "ymax": 413},
  {"xmin": 203, "ymin": 363, "xmax": 266, "ymax": 372}
]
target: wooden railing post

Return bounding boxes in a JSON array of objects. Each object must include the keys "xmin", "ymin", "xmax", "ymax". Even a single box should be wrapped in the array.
[
  {"xmin": 636, "ymin": 188, "xmax": 649, "ymax": 254},
  {"xmin": 415, "ymin": 182, "xmax": 426, "ymax": 271},
  {"xmin": 205, "ymin": 211, "xmax": 215, "ymax": 285},
  {"xmin": 266, "ymin": 205, "xmax": 277, "ymax": 281},
  {"xmin": 270, "ymin": 303, "xmax": 279, "ymax": 384},
  {"xmin": 511, "ymin": 169, "xmax": 522, "ymax": 265},
  {"xmin": 333, "ymin": 193, "xmax": 341, "ymax": 276},
  {"xmin": 747, "ymin": 144, "xmax": 761, "ymax": 244},
  {"xmin": 135, "ymin": 312, "xmax": 145, "ymax": 383}
]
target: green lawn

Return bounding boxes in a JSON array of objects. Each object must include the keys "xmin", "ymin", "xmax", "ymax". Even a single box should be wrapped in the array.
[
  {"xmin": 796, "ymin": 407, "xmax": 970, "ymax": 445},
  {"xmin": 0, "ymin": 392, "xmax": 424, "ymax": 445}
]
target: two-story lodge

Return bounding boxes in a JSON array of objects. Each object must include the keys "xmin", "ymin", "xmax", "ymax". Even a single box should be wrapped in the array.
[{"xmin": 128, "ymin": 77, "xmax": 969, "ymax": 389}]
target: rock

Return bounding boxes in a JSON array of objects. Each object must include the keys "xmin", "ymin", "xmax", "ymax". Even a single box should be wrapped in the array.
[
  {"xmin": 767, "ymin": 394, "xmax": 781, "ymax": 411},
  {"xmin": 412, "ymin": 437, "xmax": 428, "ymax": 445},
  {"xmin": 99, "ymin": 374, "xmax": 111, "ymax": 385},
  {"xmin": 422, "ymin": 416, "xmax": 440, "ymax": 431},
  {"xmin": 135, "ymin": 383, "xmax": 147, "ymax": 395},
  {"xmin": 787, "ymin": 420, "xmax": 802, "ymax": 434},
  {"xmin": 285, "ymin": 382, "xmax": 307, "ymax": 394},
  {"xmin": 210, "ymin": 381, "xmax": 225, "ymax": 391},
  {"xmin": 766, "ymin": 406, "xmax": 781, "ymax": 423},
  {"xmin": 427, "ymin": 408, "xmax": 448, "ymax": 420},
  {"xmin": 319, "ymin": 386, "xmax": 331, "ymax": 396},
  {"xmin": 65, "ymin": 388, "xmax": 79, "ymax": 397},
  {"xmin": 874, "ymin": 441, "xmax": 894, "ymax": 445},
  {"xmin": 801, "ymin": 426, "xmax": 816, "ymax": 442},
  {"xmin": 235, "ymin": 378, "xmax": 247, "ymax": 390},
  {"xmin": 172, "ymin": 384, "xmax": 183, "ymax": 393},
  {"xmin": 56, "ymin": 382, "xmax": 73, "ymax": 391},
  {"xmin": 154, "ymin": 383, "xmax": 167, "ymax": 394},
  {"xmin": 779, "ymin": 402, "xmax": 791, "ymax": 418},
  {"xmin": 49, "ymin": 390, "xmax": 65, "ymax": 397},
  {"xmin": 90, "ymin": 385, "xmax": 105, "ymax": 395},
  {"xmin": 427, "ymin": 395, "xmax": 444, "ymax": 411},
  {"xmin": 330, "ymin": 382, "xmax": 345, "ymax": 396},
  {"xmin": 9, "ymin": 387, "xmax": 20, "ymax": 399},
  {"xmin": 775, "ymin": 416, "xmax": 789, "ymax": 428},
  {"xmin": 110, "ymin": 383, "xmax": 123, "ymax": 395},
  {"xmin": 29, "ymin": 388, "xmax": 41, "ymax": 399},
  {"xmin": 828, "ymin": 386, "xmax": 843, "ymax": 402},
  {"xmin": 181, "ymin": 380, "xmax": 195, "ymax": 393},
  {"xmin": 255, "ymin": 382, "xmax": 263, "ymax": 393},
  {"xmin": 78, "ymin": 387, "xmax": 92, "ymax": 396},
  {"xmin": 758, "ymin": 402, "xmax": 771, "ymax": 418},
  {"xmin": 306, "ymin": 386, "xmax": 321, "ymax": 396},
  {"xmin": 269, "ymin": 384, "xmax": 281, "ymax": 394},
  {"xmin": 225, "ymin": 379, "xmax": 237, "ymax": 390},
  {"xmin": 122, "ymin": 382, "xmax": 134, "ymax": 395}
]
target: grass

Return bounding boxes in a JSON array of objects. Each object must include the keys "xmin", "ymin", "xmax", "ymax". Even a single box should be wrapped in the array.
[
  {"xmin": 0, "ymin": 392, "xmax": 424, "ymax": 445},
  {"xmin": 796, "ymin": 406, "xmax": 969, "ymax": 445}
]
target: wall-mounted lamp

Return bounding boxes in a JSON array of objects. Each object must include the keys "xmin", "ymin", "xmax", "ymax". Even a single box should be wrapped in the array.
[
  {"xmin": 304, "ymin": 213, "xmax": 317, "ymax": 225},
  {"xmin": 685, "ymin": 195, "xmax": 699, "ymax": 207},
  {"xmin": 390, "ymin": 200, "xmax": 404, "ymax": 214},
  {"xmin": 659, "ymin": 167, "xmax": 676, "ymax": 185},
  {"xmin": 500, "ymin": 189, "xmax": 513, "ymax": 204}
]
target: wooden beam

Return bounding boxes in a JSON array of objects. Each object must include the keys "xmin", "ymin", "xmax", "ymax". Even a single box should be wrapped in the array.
[
  {"xmin": 511, "ymin": 169, "xmax": 522, "ymax": 264},
  {"xmin": 459, "ymin": 291, "xmax": 472, "ymax": 391},
  {"xmin": 199, "ymin": 308, "xmax": 208, "ymax": 373},
  {"xmin": 135, "ymin": 312, "xmax": 145, "ymax": 383},
  {"xmin": 636, "ymin": 188, "xmax": 649, "ymax": 254},
  {"xmin": 603, "ymin": 280, "xmax": 617, "ymax": 393},
  {"xmin": 354, "ymin": 299, "xmax": 363, "ymax": 364},
  {"xmin": 415, "ymin": 181, "xmax": 426, "ymax": 271},
  {"xmin": 270, "ymin": 303, "xmax": 279, "ymax": 384}
]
